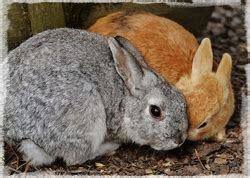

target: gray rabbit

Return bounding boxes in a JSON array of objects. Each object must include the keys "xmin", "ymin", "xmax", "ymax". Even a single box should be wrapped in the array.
[{"xmin": 3, "ymin": 28, "xmax": 188, "ymax": 166}]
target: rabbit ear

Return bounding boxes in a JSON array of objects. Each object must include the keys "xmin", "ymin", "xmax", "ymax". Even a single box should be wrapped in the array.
[
  {"xmin": 113, "ymin": 36, "xmax": 149, "ymax": 68},
  {"xmin": 108, "ymin": 37, "xmax": 156, "ymax": 97},
  {"xmin": 216, "ymin": 53, "xmax": 232, "ymax": 88},
  {"xmin": 191, "ymin": 38, "xmax": 213, "ymax": 80}
]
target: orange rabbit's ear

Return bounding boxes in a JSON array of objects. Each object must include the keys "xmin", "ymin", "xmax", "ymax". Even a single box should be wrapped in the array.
[
  {"xmin": 191, "ymin": 38, "xmax": 213, "ymax": 80},
  {"xmin": 216, "ymin": 53, "xmax": 232, "ymax": 88}
]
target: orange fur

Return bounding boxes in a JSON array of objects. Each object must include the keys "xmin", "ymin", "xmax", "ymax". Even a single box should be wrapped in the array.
[
  {"xmin": 89, "ymin": 11, "xmax": 198, "ymax": 84},
  {"xmin": 89, "ymin": 11, "xmax": 235, "ymax": 141}
]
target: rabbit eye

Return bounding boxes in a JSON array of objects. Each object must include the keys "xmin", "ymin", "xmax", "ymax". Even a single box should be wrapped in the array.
[
  {"xmin": 198, "ymin": 122, "xmax": 207, "ymax": 129},
  {"xmin": 150, "ymin": 105, "xmax": 162, "ymax": 119}
]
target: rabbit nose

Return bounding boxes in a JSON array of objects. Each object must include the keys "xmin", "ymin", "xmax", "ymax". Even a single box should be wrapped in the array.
[{"xmin": 174, "ymin": 132, "xmax": 186, "ymax": 145}]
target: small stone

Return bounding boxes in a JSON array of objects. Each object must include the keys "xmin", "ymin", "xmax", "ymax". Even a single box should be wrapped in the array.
[
  {"xmin": 210, "ymin": 24, "xmax": 225, "ymax": 36},
  {"xmin": 183, "ymin": 157, "xmax": 190, "ymax": 164},
  {"xmin": 145, "ymin": 168, "xmax": 153, "ymax": 174},
  {"xmin": 229, "ymin": 47, "xmax": 237, "ymax": 53},
  {"xmin": 230, "ymin": 17, "xmax": 242, "ymax": 28},
  {"xmin": 228, "ymin": 30, "xmax": 235, "ymax": 37},
  {"xmin": 164, "ymin": 168, "xmax": 171, "ymax": 174}
]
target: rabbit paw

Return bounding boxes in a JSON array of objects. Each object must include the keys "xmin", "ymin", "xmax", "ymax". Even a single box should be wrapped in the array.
[
  {"xmin": 19, "ymin": 139, "xmax": 55, "ymax": 166},
  {"xmin": 213, "ymin": 129, "xmax": 226, "ymax": 142}
]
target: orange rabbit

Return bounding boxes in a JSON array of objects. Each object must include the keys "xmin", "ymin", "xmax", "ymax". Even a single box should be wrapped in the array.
[{"xmin": 89, "ymin": 11, "xmax": 235, "ymax": 141}]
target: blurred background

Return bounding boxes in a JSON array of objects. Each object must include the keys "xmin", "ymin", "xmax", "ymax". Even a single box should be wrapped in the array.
[{"xmin": 7, "ymin": 3, "xmax": 215, "ymax": 51}]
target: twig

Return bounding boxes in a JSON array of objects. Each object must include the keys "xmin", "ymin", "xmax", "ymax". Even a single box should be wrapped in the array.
[
  {"xmin": 9, "ymin": 144, "xmax": 20, "ymax": 169},
  {"xmin": 194, "ymin": 149, "xmax": 206, "ymax": 170},
  {"xmin": 10, "ymin": 160, "xmax": 18, "ymax": 165},
  {"xmin": 16, "ymin": 161, "xmax": 29, "ymax": 171},
  {"xmin": 24, "ymin": 162, "xmax": 30, "ymax": 173},
  {"xmin": 5, "ymin": 166, "xmax": 22, "ymax": 174}
]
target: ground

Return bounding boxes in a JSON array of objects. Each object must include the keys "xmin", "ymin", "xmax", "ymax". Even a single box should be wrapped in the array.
[{"xmin": 4, "ymin": 5, "xmax": 247, "ymax": 176}]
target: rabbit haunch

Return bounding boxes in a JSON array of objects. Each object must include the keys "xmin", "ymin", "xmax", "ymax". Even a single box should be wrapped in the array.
[
  {"xmin": 89, "ymin": 11, "xmax": 235, "ymax": 141},
  {"xmin": 3, "ymin": 28, "xmax": 188, "ymax": 166}
]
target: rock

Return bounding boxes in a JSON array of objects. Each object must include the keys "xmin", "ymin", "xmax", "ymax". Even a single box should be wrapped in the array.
[
  {"xmin": 230, "ymin": 17, "xmax": 242, "ymax": 28},
  {"xmin": 209, "ymin": 23, "xmax": 225, "ymax": 36}
]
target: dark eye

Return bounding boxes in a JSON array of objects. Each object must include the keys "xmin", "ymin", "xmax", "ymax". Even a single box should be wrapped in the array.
[
  {"xmin": 198, "ymin": 122, "xmax": 207, "ymax": 129},
  {"xmin": 150, "ymin": 105, "xmax": 162, "ymax": 118}
]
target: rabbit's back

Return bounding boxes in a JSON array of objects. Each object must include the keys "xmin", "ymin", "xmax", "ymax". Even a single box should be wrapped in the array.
[
  {"xmin": 89, "ymin": 11, "xmax": 199, "ymax": 84},
  {"xmin": 4, "ymin": 28, "xmax": 125, "ymax": 145}
]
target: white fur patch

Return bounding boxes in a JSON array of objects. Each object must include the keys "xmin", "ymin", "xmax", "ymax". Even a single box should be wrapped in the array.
[
  {"xmin": 90, "ymin": 118, "xmax": 107, "ymax": 153},
  {"xmin": 19, "ymin": 139, "xmax": 55, "ymax": 166},
  {"xmin": 89, "ymin": 102, "xmax": 107, "ymax": 153}
]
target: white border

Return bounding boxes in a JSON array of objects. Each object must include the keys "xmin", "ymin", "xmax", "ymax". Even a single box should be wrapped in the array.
[
  {"xmin": 4, "ymin": 0, "xmax": 241, "ymax": 6},
  {"xmin": 0, "ymin": 0, "xmax": 8, "ymax": 176},
  {"xmin": 243, "ymin": 0, "xmax": 250, "ymax": 176},
  {"xmin": 0, "ymin": 0, "xmax": 247, "ymax": 177}
]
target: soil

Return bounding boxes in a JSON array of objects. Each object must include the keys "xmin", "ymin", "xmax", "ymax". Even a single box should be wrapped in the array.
[{"xmin": 4, "ymin": 5, "xmax": 248, "ymax": 176}]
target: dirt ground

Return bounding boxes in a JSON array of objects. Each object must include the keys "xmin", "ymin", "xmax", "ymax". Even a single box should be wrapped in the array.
[{"xmin": 4, "ymin": 5, "xmax": 247, "ymax": 176}]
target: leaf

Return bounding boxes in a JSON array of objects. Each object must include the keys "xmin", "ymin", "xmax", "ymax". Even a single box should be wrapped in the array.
[
  {"xmin": 192, "ymin": 143, "xmax": 221, "ymax": 158},
  {"xmin": 145, "ymin": 169, "xmax": 153, "ymax": 174},
  {"xmin": 95, "ymin": 162, "xmax": 105, "ymax": 168},
  {"xmin": 214, "ymin": 158, "xmax": 227, "ymax": 164},
  {"xmin": 163, "ymin": 162, "xmax": 171, "ymax": 167}
]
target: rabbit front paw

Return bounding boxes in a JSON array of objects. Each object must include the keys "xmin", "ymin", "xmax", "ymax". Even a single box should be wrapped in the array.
[
  {"xmin": 213, "ymin": 129, "xmax": 226, "ymax": 142},
  {"xmin": 19, "ymin": 139, "xmax": 55, "ymax": 166}
]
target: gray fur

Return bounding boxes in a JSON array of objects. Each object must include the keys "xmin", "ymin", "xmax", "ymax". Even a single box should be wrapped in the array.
[{"xmin": 3, "ymin": 28, "xmax": 188, "ymax": 166}]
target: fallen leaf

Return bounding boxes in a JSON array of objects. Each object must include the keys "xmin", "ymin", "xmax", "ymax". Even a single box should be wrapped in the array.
[
  {"xmin": 134, "ymin": 169, "xmax": 145, "ymax": 175},
  {"xmin": 162, "ymin": 162, "xmax": 171, "ymax": 167},
  {"xmin": 216, "ymin": 153, "xmax": 234, "ymax": 160},
  {"xmin": 95, "ymin": 162, "xmax": 105, "ymax": 168},
  {"xmin": 192, "ymin": 143, "xmax": 221, "ymax": 158},
  {"xmin": 205, "ymin": 164, "xmax": 211, "ymax": 170},
  {"xmin": 145, "ymin": 168, "xmax": 153, "ymax": 174},
  {"xmin": 164, "ymin": 168, "xmax": 171, "ymax": 174},
  {"xmin": 182, "ymin": 165, "xmax": 202, "ymax": 175},
  {"xmin": 219, "ymin": 165, "xmax": 229, "ymax": 174},
  {"xmin": 214, "ymin": 158, "xmax": 227, "ymax": 164},
  {"xmin": 152, "ymin": 165, "xmax": 157, "ymax": 169}
]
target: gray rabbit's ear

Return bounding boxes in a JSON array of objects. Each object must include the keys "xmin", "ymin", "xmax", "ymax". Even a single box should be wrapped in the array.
[
  {"xmin": 113, "ymin": 36, "xmax": 149, "ymax": 68},
  {"xmin": 108, "ymin": 37, "xmax": 157, "ymax": 97}
]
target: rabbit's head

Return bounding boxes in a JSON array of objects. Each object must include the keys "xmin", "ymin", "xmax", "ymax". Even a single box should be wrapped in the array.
[
  {"xmin": 176, "ymin": 38, "xmax": 235, "ymax": 141},
  {"xmin": 108, "ymin": 36, "xmax": 188, "ymax": 150}
]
